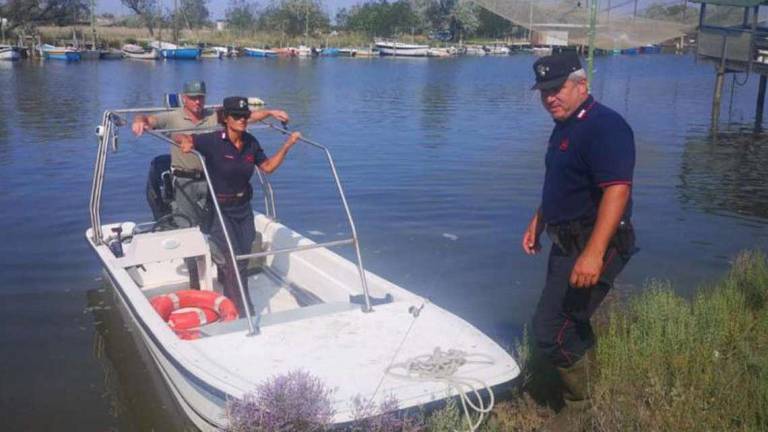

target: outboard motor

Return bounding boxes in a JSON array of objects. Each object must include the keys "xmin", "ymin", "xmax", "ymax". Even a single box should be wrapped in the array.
[{"xmin": 146, "ymin": 154, "xmax": 173, "ymax": 221}]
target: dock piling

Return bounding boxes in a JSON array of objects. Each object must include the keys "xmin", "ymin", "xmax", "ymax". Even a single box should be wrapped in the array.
[{"xmin": 756, "ymin": 75, "xmax": 767, "ymax": 132}]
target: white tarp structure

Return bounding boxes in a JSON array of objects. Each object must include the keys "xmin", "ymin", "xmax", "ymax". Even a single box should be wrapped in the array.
[{"xmin": 467, "ymin": 0, "xmax": 700, "ymax": 50}]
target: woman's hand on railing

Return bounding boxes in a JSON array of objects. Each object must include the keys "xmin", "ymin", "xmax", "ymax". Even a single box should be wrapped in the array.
[{"xmin": 286, "ymin": 131, "xmax": 302, "ymax": 148}]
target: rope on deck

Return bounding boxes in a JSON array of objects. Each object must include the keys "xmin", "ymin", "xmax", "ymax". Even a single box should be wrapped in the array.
[{"xmin": 386, "ymin": 348, "xmax": 496, "ymax": 432}]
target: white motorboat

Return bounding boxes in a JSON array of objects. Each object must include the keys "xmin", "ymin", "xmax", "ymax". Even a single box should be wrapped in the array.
[
  {"xmin": 200, "ymin": 48, "xmax": 223, "ymax": 59},
  {"xmin": 375, "ymin": 40, "xmax": 429, "ymax": 57},
  {"xmin": 0, "ymin": 45, "xmax": 20, "ymax": 61},
  {"xmin": 86, "ymin": 108, "xmax": 520, "ymax": 430},
  {"xmin": 464, "ymin": 45, "xmax": 488, "ymax": 56},
  {"xmin": 296, "ymin": 45, "xmax": 313, "ymax": 57},
  {"xmin": 427, "ymin": 47, "xmax": 456, "ymax": 57},
  {"xmin": 122, "ymin": 44, "xmax": 160, "ymax": 60},
  {"xmin": 486, "ymin": 45, "xmax": 510, "ymax": 55}
]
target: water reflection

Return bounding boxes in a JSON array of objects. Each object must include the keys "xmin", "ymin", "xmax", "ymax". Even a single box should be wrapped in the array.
[
  {"xmin": 87, "ymin": 285, "xmax": 194, "ymax": 431},
  {"xmin": 679, "ymin": 126, "xmax": 768, "ymax": 220}
]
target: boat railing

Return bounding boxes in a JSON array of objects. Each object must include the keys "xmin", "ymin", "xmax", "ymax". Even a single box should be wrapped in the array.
[{"xmin": 90, "ymin": 108, "xmax": 372, "ymax": 337}]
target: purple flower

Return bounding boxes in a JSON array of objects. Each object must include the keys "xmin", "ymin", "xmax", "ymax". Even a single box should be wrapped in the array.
[
  {"xmin": 348, "ymin": 395, "xmax": 425, "ymax": 432},
  {"xmin": 226, "ymin": 370, "xmax": 335, "ymax": 432}
]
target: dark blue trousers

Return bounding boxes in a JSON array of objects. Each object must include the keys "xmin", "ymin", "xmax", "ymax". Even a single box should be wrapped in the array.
[
  {"xmin": 532, "ymin": 244, "xmax": 629, "ymax": 368},
  {"xmin": 209, "ymin": 201, "xmax": 255, "ymax": 315}
]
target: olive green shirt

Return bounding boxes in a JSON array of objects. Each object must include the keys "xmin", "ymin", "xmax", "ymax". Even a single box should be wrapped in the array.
[{"xmin": 154, "ymin": 108, "xmax": 220, "ymax": 171}]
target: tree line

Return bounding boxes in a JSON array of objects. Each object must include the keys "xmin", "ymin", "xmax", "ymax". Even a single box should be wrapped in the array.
[{"xmin": 0, "ymin": 0, "xmax": 524, "ymax": 41}]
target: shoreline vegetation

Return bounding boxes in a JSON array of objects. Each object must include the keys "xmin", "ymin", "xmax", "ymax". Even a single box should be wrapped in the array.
[{"xmin": 227, "ymin": 250, "xmax": 768, "ymax": 431}]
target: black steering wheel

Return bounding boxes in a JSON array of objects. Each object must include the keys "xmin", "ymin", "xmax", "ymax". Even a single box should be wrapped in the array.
[{"xmin": 150, "ymin": 213, "xmax": 193, "ymax": 233}]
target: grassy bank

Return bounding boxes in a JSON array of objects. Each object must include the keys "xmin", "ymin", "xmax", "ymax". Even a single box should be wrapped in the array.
[{"xmin": 478, "ymin": 249, "xmax": 768, "ymax": 432}]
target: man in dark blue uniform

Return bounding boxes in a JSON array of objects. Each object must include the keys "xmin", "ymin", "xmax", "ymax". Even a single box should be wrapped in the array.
[{"xmin": 522, "ymin": 53, "xmax": 636, "ymax": 431}]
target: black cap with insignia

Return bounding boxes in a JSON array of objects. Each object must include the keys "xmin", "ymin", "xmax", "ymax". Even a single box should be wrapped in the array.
[
  {"xmin": 222, "ymin": 96, "xmax": 252, "ymax": 116},
  {"xmin": 531, "ymin": 52, "xmax": 583, "ymax": 91}
]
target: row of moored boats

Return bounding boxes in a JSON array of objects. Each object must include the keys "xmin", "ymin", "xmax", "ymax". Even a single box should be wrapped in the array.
[{"xmin": 1, "ymin": 40, "xmax": 537, "ymax": 61}]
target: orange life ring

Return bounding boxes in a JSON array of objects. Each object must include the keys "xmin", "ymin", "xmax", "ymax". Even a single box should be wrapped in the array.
[{"xmin": 150, "ymin": 290, "xmax": 239, "ymax": 339}]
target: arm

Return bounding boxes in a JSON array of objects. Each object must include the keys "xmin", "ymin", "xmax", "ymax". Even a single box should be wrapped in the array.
[
  {"xmin": 131, "ymin": 114, "xmax": 159, "ymax": 136},
  {"xmin": 522, "ymin": 206, "xmax": 544, "ymax": 255},
  {"xmin": 258, "ymin": 132, "xmax": 301, "ymax": 174},
  {"xmin": 249, "ymin": 108, "xmax": 290, "ymax": 124},
  {"xmin": 569, "ymin": 184, "xmax": 631, "ymax": 288}
]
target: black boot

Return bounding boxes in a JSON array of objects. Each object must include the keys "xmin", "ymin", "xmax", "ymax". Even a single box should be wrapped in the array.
[{"xmin": 539, "ymin": 350, "xmax": 594, "ymax": 432}]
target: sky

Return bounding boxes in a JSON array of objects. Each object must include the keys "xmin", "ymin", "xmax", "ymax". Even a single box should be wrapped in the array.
[{"xmin": 97, "ymin": 0, "xmax": 360, "ymax": 20}]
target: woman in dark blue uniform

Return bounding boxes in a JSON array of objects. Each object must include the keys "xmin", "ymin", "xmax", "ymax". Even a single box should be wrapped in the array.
[{"xmin": 181, "ymin": 96, "xmax": 301, "ymax": 315}]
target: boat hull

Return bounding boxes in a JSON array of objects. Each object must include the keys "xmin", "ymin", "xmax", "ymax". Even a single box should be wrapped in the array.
[
  {"xmin": 243, "ymin": 48, "xmax": 276, "ymax": 57},
  {"xmin": 161, "ymin": 48, "xmax": 201, "ymax": 59},
  {"xmin": 377, "ymin": 43, "xmax": 429, "ymax": 57},
  {"xmin": 86, "ymin": 213, "xmax": 520, "ymax": 429},
  {"xmin": 80, "ymin": 49, "xmax": 101, "ymax": 60},
  {"xmin": 44, "ymin": 50, "xmax": 81, "ymax": 61},
  {"xmin": 123, "ymin": 47, "xmax": 160, "ymax": 60},
  {"xmin": 0, "ymin": 47, "xmax": 20, "ymax": 61}
]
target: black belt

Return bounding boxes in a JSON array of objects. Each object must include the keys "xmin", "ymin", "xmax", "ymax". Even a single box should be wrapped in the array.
[
  {"xmin": 172, "ymin": 168, "xmax": 204, "ymax": 180},
  {"xmin": 216, "ymin": 191, "xmax": 249, "ymax": 206},
  {"xmin": 546, "ymin": 218, "xmax": 634, "ymax": 256}
]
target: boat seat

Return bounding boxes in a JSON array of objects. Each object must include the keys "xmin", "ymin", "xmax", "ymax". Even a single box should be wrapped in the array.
[
  {"xmin": 200, "ymin": 301, "xmax": 360, "ymax": 337},
  {"xmin": 115, "ymin": 227, "xmax": 213, "ymax": 291}
]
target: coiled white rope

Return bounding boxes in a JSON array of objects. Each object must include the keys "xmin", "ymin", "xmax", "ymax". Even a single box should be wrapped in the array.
[{"xmin": 386, "ymin": 347, "xmax": 496, "ymax": 432}]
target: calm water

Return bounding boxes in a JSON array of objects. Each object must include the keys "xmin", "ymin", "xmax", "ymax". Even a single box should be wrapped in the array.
[{"xmin": 1, "ymin": 54, "xmax": 766, "ymax": 430}]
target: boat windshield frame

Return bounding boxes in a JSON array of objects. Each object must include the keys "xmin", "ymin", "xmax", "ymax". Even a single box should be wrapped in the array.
[{"xmin": 90, "ymin": 107, "xmax": 373, "ymax": 336}]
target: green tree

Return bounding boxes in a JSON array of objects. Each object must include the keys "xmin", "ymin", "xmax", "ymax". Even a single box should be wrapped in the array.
[
  {"xmin": 174, "ymin": 0, "xmax": 210, "ymax": 29},
  {"xmin": 0, "ymin": 0, "xmax": 88, "ymax": 31},
  {"xmin": 259, "ymin": 0, "xmax": 330, "ymax": 37},
  {"xmin": 120, "ymin": 0, "xmax": 159, "ymax": 36},
  {"xmin": 340, "ymin": 0, "xmax": 419, "ymax": 37},
  {"xmin": 475, "ymin": 7, "xmax": 516, "ymax": 39},
  {"xmin": 226, "ymin": 0, "xmax": 257, "ymax": 34},
  {"xmin": 450, "ymin": 1, "xmax": 479, "ymax": 41}
]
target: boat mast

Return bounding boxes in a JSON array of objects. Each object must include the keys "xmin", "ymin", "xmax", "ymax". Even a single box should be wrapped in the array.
[
  {"xmin": 90, "ymin": 0, "xmax": 97, "ymax": 48},
  {"xmin": 173, "ymin": 0, "xmax": 179, "ymax": 45}
]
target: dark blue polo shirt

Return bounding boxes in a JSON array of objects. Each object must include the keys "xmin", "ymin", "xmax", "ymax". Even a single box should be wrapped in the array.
[
  {"xmin": 541, "ymin": 95, "xmax": 635, "ymax": 225},
  {"xmin": 193, "ymin": 130, "xmax": 267, "ymax": 200}
]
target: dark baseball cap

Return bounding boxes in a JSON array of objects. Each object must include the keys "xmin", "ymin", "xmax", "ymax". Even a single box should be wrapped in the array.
[
  {"xmin": 531, "ymin": 53, "xmax": 583, "ymax": 91},
  {"xmin": 182, "ymin": 80, "xmax": 206, "ymax": 96},
  {"xmin": 222, "ymin": 96, "xmax": 251, "ymax": 116}
]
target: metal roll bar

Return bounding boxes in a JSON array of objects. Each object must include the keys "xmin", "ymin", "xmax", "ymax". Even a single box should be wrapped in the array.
[{"xmin": 89, "ymin": 108, "xmax": 372, "ymax": 337}]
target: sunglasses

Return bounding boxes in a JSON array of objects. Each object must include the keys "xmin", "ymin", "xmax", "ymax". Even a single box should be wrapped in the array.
[{"xmin": 228, "ymin": 112, "xmax": 249, "ymax": 121}]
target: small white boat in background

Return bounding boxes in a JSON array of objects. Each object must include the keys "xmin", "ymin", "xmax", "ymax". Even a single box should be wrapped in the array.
[
  {"xmin": 296, "ymin": 45, "xmax": 312, "ymax": 57},
  {"xmin": 122, "ymin": 44, "xmax": 160, "ymax": 60},
  {"xmin": 0, "ymin": 45, "xmax": 20, "ymax": 61},
  {"xmin": 376, "ymin": 40, "xmax": 429, "ymax": 57},
  {"xmin": 200, "ymin": 48, "xmax": 223, "ymax": 59},
  {"xmin": 464, "ymin": 45, "xmax": 487, "ymax": 56},
  {"xmin": 355, "ymin": 48, "xmax": 379, "ymax": 57},
  {"xmin": 427, "ymin": 47, "xmax": 452, "ymax": 57},
  {"xmin": 486, "ymin": 44, "xmax": 510, "ymax": 55},
  {"xmin": 87, "ymin": 106, "xmax": 520, "ymax": 431},
  {"xmin": 532, "ymin": 46, "xmax": 554, "ymax": 56},
  {"xmin": 39, "ymin": 43, "xmax": 81, "ymax": 61},
  {"xmin": 243, "ymin": 47, "xmax": 277, "ymax": 57}
]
